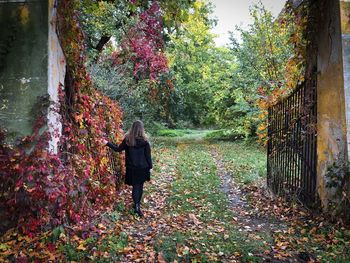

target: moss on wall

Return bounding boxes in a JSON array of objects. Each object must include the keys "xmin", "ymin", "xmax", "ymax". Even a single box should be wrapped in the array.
[{"xmin": 0, "ymin": 0, "xmax": 48, "ymax": 142}]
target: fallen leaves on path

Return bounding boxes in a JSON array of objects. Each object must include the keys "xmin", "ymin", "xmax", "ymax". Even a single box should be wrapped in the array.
[
  {"xmin": 243, "ymin": 184, "xmax": 350, "ymax": 261},
  {"xmin": 1, "ymin": 140, "xmax": 349, "ymax": 262}
]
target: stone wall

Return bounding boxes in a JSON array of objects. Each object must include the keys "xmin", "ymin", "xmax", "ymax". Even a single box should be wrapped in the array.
[
  {"xmin": 316, "ymin": 0, "xmax": 348, "ymax": 207},
  {"xmin": 0, "ymin": 0, "xmax": 48, "ymax": 142}
]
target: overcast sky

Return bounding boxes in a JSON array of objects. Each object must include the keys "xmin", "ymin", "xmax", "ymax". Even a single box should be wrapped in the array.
[{"xmin": 210, "ymin": 0, "xmax": 287, "ymax": 46}]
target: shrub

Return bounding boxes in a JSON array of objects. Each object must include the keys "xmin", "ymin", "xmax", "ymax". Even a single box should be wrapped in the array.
[{"xmin": 205, "ymin": 129, "xmax": 245, "ymax": 141}]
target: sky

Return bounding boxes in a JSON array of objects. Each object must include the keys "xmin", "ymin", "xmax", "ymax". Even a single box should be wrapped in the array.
[{"xmin": 210, "ymin": 0, "xmax": 287, "ymax": 46}]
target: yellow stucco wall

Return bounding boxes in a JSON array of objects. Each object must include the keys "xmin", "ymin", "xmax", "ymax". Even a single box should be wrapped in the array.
[{"xmin": 317, "ymin": 0, "xmax": 348, "ymax": 208}]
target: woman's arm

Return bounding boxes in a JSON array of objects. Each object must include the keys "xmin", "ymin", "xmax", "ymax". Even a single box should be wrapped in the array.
[
  {"xmin": 106, "ymin": 139, "xmax": 126, "ymax": 152},
  {"xmin": 145, "ymin": 142, "xmax": 153, "ymax": 169}
]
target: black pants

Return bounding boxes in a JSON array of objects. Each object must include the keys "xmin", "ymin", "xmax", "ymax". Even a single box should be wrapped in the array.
[{"xmin": 132, "ymin": 183, "xmax": 144, "ymax": 204}]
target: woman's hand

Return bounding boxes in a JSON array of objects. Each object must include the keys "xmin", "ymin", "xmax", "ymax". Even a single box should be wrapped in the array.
[{"xmin": 102, "ymin": 138, "xmax": 108, "ymax": 145}]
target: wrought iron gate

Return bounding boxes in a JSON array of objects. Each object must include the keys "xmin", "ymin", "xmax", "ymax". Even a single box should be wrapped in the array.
[{"xmin": 267, "ymin": 83, "xmax": 317, "ymax": 204}]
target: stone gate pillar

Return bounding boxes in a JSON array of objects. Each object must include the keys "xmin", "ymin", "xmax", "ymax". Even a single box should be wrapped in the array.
[
  {"xmin": 316, "ymin": 0, "xmax": 349, "ymax": 208},
  {"xmin": 0, "ymin": 0, "xmax": 65, "ymax": 153}
]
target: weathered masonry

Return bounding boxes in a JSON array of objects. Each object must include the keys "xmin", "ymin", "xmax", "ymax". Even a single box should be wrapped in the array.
[
  {"xmin": 0, "ymin": 0, "xmax": 65, "ymax": 153},
  {"xmin": 267, "ymin": 0, "xmax": 350, "ymax": 212}
]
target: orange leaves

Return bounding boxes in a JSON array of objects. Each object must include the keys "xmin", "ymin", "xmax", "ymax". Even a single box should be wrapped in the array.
[
  {"xmin": 54, "ymin": 0, "xmax": 125, "ymax": 232},
  {"xmin": 157, "ymin": 252, "xmax": 167, "ymax": 263},
  {"xmin": 189, "ymin": 213, "xmax": 201, "ymax": 225},
  {"xmin": 257, "ymin": 123, "xmax": 267, "ymax": 131},
  {"xmin": 243, "ymin": 183, "xmax": 350, "ymax": 261},
  {"xmin": 0, "ymin": 230, "xmax": 62, "ymax": 262}
]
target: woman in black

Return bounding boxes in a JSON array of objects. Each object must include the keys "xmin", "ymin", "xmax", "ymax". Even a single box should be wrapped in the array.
[{"xmin": 104, "ymin": 120, "xmax": 152, "ymax": 217}]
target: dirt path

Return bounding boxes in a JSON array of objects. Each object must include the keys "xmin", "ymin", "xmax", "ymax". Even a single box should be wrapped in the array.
[
  {"xmin": 210, "ymin": 146, "xmax": 285, "ymax": 234},
  {"xmin": 118, "ymin": 148, "xmax": 178, "ymax": 262},
  {"xmin": 210, "ymin": 146, "xmax": 312, "ymax": 263},
  {"xmin": 117, "ymin": 141, "xmax": 289, "ymax": 262},
  {"xmin": 116, "ymin": 140, "xmax": 304, "ymax": 262}
]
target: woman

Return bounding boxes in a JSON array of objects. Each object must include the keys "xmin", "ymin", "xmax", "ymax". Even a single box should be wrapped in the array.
[{"xmin": 104, "ymin": 120, "xmax": 152, "ymax": 217}]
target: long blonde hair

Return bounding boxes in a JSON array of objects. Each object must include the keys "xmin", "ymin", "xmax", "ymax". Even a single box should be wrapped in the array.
[{"xmin": 125, "ymin": 120, "xmax": 148, "ymax": 146}]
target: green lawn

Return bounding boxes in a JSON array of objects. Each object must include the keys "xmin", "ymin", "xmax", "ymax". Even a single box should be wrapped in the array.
[
  {"xmin": 155, "ymin": 128, "xmax": 214, "ymax": 139},
  {"xmin": 214, "ymin": 140, "xmax": 266, "ymax": 185}
]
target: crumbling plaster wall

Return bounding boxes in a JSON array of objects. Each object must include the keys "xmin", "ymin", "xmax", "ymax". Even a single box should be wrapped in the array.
[
  {"xmin": 48, "ymin": 0, "xmax": 65, "ymax": 154},
  {"xmin": 0, "ymin": 0, "xmax": 65, "ymax": 153},
  {"xmin": 316, "ymin": 0, "xmax": 348, "ymax": 207}
]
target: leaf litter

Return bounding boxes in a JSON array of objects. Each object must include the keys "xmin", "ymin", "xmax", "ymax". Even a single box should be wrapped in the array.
[{"xmin": 0, "ymin": 139, "xmax": 349, "ymax": 262}]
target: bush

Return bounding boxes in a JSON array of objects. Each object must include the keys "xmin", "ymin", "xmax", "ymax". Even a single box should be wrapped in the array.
[
  {"xmin": 205, "ymin": 129, "xmax": 245, "ymax": 141},
  {"xmin": 156, "ymin": 129, "xmax": 185, "ymax": 137}
]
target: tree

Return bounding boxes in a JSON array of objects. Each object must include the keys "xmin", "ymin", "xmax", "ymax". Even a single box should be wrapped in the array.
[
  {"xmin": 165, "ymin": 0, "xmax": 222, "ymax": 126},
  {"xmin": 77, "ymin": 0, "xmax": 199, "ymax": 127},
  {"xmin": 227, "ymin": 3, "xmax": 299, "ymax": 139}
]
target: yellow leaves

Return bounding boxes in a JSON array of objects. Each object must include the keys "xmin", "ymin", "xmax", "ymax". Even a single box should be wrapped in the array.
[
  {"xmin": 0, "ymin": 243, "xmax": 10, "ymax": 252},
  {"xmin": 100, "ymin": 157, "xmax": 108, "ymax": 166},
  {"xmin": 77, "ymin": 243, "xmax": 87, "ymax": 251},
  {"xmin": 258, "ymin": 123, "xmax": 267, "ymax": 131},
  {"xmin": 258, "ymin": 113, "xmax": 267, "ymax": 119},
  {"xmin": 193, "ymin": 1, "xmax": 204, "ymax": 10},
  {"xmin": 176, "ymin": 243, "xmax": 190, "ymax": 258},
  {"xmin": 74, "ymin": 114, "xmax": 85, "ymax": 128},
  {"xmin": 257, "ymin": 99, "xmax": 269, "ymax": 110},
  {"xmin": 17, "ymin": 235, "xmax": 32, "ymax": 242},
  {"xmin": 201, "ymin": 65, "xmax": 210, "ymax": 80},
  {"xmin": 97, "ymin": 223, "xmax": 107, "ymax": 230},
  {"xmin": 234, "ymin": 251, "xmax": 241, "ymax": 257}
]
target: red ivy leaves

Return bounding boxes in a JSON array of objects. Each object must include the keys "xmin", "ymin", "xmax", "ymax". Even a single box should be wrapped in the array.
[
  {"xmin": 0, "ymin": 0, "xmax": 125, "ymax": 236},
  {"xmin": 53, "ymin": 0, "xmax": 126, "ymax": 231},
  {"xmin": 57, "ymin": 0, "xmax": 125, "ymax": 231},
  {"xmin": 122, "ymin": 1, "xmax": 168, "ymax": 81}
]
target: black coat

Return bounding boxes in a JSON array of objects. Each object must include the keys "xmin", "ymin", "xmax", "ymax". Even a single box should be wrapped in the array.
[{"xmin": 107, "ymin": 138, "xmax": 152, "ymax": 185}]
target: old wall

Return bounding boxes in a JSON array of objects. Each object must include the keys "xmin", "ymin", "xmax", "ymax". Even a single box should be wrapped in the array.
[
  {"xmin": 48, "ymin": 0, "xmax": 65, "ymax": 153},
  {"xmin": 0, "ymin": 0, "xmax": 65, "ymax": 152},
  {"xmin": 0, "ymin": 0, "xmax": 48, "ymax": 142},
  {"xmin": 317, "ymin": 0, "xmax": 348, "ymax": 207}
]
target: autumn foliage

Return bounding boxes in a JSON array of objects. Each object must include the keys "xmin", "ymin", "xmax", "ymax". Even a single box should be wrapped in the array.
[
  {"xmin": 0, "ymin": 0, "xmax": 125, "ymax": 235},
  {"xmin": 123, "ymin": 1, "xmax": 168, "ymax": 81},
  {"xmin": 255, "ymin": 4, "xmax": 308, "ymax": 143}
]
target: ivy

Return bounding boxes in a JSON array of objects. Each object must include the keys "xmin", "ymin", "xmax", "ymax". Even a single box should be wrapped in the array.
[{"xmin": 0, "ymin": 0, "xmax": 125, "ymax": 236}]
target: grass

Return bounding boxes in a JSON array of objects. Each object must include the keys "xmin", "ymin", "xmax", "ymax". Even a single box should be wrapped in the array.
[
  {"xmin": 214, "ymin": 140, "xmax": 266, "ymax": 185},
  {"xmin": 155, "ymin": 128, "xmax": 213, "ymax": 139},
  {"xmin": 58, "ymin": 227, "xmax": 128, "ymax": 262},
  {"xmin": 205, "ymin": 129, "xmax": 246, "ymax": 141},
  {"xmin": 151, "ymin": 133, "xmax": 350, "ymax": 262},
  {"xmin": 154, "ymin": 141, "xmax": 269, "ymax": 262}
]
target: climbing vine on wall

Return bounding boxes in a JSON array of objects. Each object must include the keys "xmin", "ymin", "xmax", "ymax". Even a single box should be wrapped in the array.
[
  {"xmin": 255, "ymin": 2, "xmax": 309, "ymax": 143},
  {"xmin": 0, "ymin": 0, "xmax": 125, "ymax": 236},
  {"xmin": 56, "ymin": 0, "xmax": 125, "ymax": 229}
]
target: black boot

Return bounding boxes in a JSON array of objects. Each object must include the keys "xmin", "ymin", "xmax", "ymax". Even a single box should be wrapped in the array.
[{"xmin": 135, "ymin": 203, "xmax": 144, "ymax": 217}]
